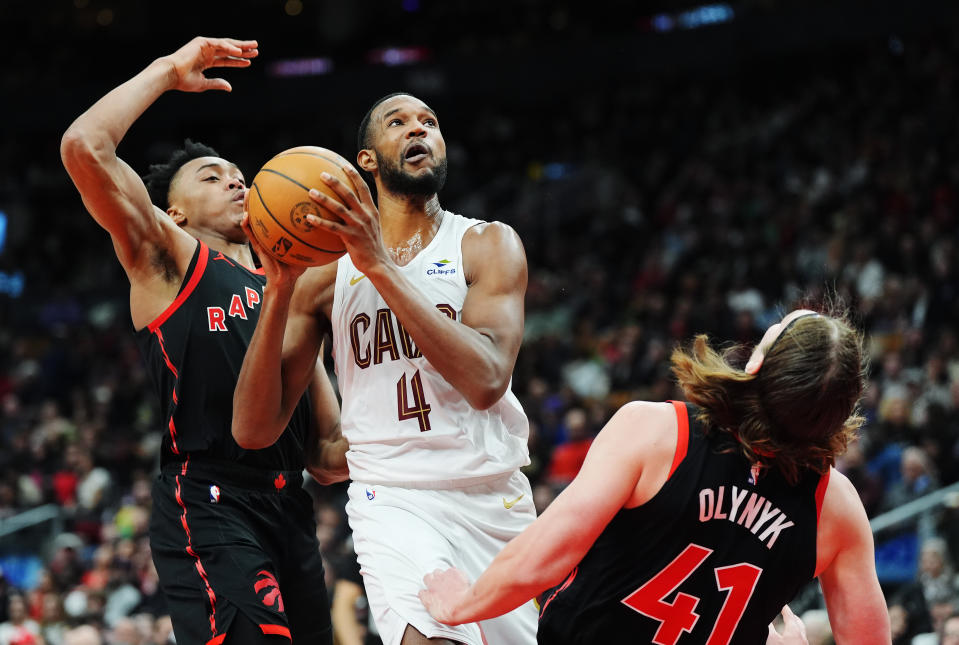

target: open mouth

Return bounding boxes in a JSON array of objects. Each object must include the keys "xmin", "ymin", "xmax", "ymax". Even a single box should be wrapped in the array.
[
  {"xmin": 233, "ymin": 190, "xmax": 247, "ymax": 203},
  {"xmin": 404, "ymin": 142, "xmax": 430, "ymax": 164}
]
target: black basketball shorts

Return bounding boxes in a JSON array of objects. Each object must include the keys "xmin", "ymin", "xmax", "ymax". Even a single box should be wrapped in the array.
[{"xmin": 150, "ymin": 459, "xmax": 332, "ymax": 645}]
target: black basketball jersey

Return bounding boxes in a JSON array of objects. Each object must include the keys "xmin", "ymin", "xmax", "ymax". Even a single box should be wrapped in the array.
[
  {"xmin": 134, "ymin": 241, "xmax": 312, "ymax": 470},
  {"xmin": 538, "ymin": 401, "xmax": 829, "ymax": 645}
]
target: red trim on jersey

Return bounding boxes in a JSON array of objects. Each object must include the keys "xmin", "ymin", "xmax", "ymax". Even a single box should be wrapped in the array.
[
  {"xmin": 259, "ymin": 624, "xmax": 292, "ymax": 639},
  {"xmin": 153, "ymin": 328, "xmax": 179, "ymax": 378},
  {"xmin": 540, "ymin": 566, "xmax": 578, "ymax": 617},
  {"xmin": 148, "ymin": 241, "xmax": 210, "ymax": 332},
  {"xmin": 152, "ymin": 328, "xmax": 181, "ymax": 454},
  {"xmin": 175, "ymin": 457, "xmax": 219, "ymax": 640},
  {"xmin": 167, "ymin": 418, "xmax": 180, "ymax": 455},
  {"xmin": 212, "ymin": 251, "xmax": 235, "ymax": 266},
  {"xmin": 206, "ymin": 636, "xmax": 226, "ymax": 645},
  {"xmin": 251, "ymin": 266, "xmax": 265, "ymax": 275},
  {"xmin": 815, "ymin": 468, "xmax": 831, "ymax": 525},
  {"xmin": 667, "ymin": 400, "xmax": 690, "ymax": 479}
]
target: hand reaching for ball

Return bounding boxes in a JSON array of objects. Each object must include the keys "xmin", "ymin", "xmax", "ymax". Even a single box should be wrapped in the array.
[
  {"xmin": 241, "ymin": 214, "xmax": 306, "ymax": 295},
  {"xmin": 160, "ymin": 37, "xmax": 258, "ymax": 94}
]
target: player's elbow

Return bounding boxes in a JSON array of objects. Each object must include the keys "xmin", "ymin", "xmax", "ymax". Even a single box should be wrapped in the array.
[
  {"xmin": 231, "ymin": 422, "xmax": 276, "ymax": 451},
  {"xmin": 466, "ymin": 372, "xmax": 511, "ymax": 410},
  {"xmin": 60, "ymin": 126, "xmax": 110, "ymax": 173},
  {"xmin": 60, "ymin": 128, "xmax": 89, "ymax": 171},
  {"xmin": 468, "ymin": 385, "xmax": 507, "ymax": 411}
]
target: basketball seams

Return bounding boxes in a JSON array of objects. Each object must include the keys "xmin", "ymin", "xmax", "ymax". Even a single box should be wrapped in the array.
[
  {"xmin": 246, "ymin": 145, "xmax": 356, "ymax": 266},
  {"xmin": 249, "ymin": 180, "xmax": 346, "ymax": 255},
  {"xmin": 271, "ymin": 150, "xmax": 363, "ymax": 195}
]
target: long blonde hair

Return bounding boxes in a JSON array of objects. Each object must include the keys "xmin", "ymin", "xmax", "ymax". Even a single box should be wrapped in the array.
[{"xmin": 670, "ymin": 313, "xmax": 865, "ymax": 485}]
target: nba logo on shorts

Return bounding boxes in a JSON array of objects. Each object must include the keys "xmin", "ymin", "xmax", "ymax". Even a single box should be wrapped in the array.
[
  {"xmin": 365, "ymin": 488, "xmax": 375, "ymax": 500},
  {"xmin": 210, "ymin": 485, "xmax": 221, "ymax": 503}
]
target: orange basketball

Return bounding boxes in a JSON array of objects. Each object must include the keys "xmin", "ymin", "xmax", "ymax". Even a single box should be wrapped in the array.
[{"xmin": 246, "ymin": 146, "xmax": 357, "ymax": 266}]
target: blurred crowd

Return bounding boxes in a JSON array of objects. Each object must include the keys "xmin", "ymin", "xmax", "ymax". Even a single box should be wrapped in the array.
[{"xmin": 2, "ymin": 21, "xmax": 959, "ymax": 645}]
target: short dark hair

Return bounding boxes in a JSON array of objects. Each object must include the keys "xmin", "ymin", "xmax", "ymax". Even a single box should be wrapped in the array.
[
  {"xmin": 143, "ymin": 139, "xmax": 220, "ymax": 209},
  {"xmin": 356, "ymin": 92, "xmax": 414, "ymax": 154}
]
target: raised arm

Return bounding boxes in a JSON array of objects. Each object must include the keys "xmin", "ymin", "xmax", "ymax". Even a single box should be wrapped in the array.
[
  {"xmin": 60, "ymin": 37, "xmax": 257, "ymax": 273},
  {"xmin": 232, "ymin": 221, "xmax": 337, "ymax": 449},
  {"xmin": 308, "ymin": 166, "xmax": 526, "ymax": 410},
  {"xmin": 815, "ymin": 469, "xmax": 891, "ymax": 644},
  {"xmin": 418, "ymin": 402, "xmax": 676, "ymax": 624}
]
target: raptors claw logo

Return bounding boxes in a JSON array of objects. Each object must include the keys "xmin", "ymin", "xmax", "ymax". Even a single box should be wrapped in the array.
[{"xmin": 254, "ymin": 570, "xmax": 285, "ymax": 613}]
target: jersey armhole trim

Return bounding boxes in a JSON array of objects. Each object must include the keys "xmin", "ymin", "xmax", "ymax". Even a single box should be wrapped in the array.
[
  {"xmin": 259, "ymin": 624, "xmax": 292, "ymax": 640},
  {"xmin": 148, "ymin": 241, "xmax": 210, "ymax": 332},
  {"xmin": 815, "ymin": 467, "xmax": 830, "ymax": 526},
  {"xmin": 666, "ymin": 400, "xmax": 690, "ymax": 479}
]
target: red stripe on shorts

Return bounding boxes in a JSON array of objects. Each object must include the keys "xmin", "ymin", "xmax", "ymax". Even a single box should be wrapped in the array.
[{"xmin": 175, "ymin": 456, "xmax": 219, "ymax": 640}]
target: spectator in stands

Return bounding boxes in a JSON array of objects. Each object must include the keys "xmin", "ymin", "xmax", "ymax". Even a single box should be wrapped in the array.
[
  {"xmin": 38, "ymin": 593, "xmax": 67, "ymax": 645},
  {"xmin": 544, "ymin": 407, "xmax": 593, "ymax": 488},
  {"xmin": 836, "ymin": 440, "xmax": 883, "ymax": 517},
  {"xmin": 149, "ymin": 616, "xmax": 173, "ymax": 645},
  {"xmin": 918, "ymin": 537, "xmax": 959, "ymax": 608},
  {"xmin": 942, "ymin": 612, "xmax": 959, "ymax": 645},
  {"xmin": 62, "ymin": 625, "xmax": 101, "ymax": 645},
  {"xmin": 883, "ymin": 446, "xmax": 939, "ymax": 514},
  {"xmin": 0, "ymin": 592, "xmax": 40, "ymax": 645}
]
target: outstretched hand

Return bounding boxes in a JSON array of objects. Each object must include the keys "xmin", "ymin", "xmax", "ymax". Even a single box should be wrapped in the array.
[
  {"xmin": 418, "ymin": 567, "xmax": 471, "ymax": 625},
  {"xmin": 304, "ymin": 164, "xmax": 389, "ymax": 275},
  {"xmin": 766, "ymin": 605, "xmax": 808, "ymax": 645},
  {"xmin": 241, "ymin": 214, "xmax": 306, "ymax": 292},
  {"xmin": 161, "ymin": 36, "xmax": 258, "ymax": 93}
]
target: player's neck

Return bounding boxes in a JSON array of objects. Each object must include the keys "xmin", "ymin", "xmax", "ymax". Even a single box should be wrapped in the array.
[
  {"xmin": 189, "ymin": 229, "xmax": 256, "ymax": 269},
  {"xmin": 377, "ymin": 192, "xmax": 444, "ymax": 265}
]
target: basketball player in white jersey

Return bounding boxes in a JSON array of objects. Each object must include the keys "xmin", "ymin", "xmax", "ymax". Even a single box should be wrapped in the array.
[{"xmin": 232, "ymin": 93, "xmax": 537, "ymax": 645}]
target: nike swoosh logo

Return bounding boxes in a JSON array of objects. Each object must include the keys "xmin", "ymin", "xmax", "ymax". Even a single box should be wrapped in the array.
[
  {"xmin": 349, "ymin": 274, "xmax": 367, "ymax": 286},
  {"xmin": 503, "ymin": 494, "xmax": 524, "ymax": 509}
]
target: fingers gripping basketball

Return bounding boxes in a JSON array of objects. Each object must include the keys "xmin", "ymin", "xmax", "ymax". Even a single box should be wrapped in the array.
[{"xmin": 246, "ymin": 146, "xmax": 358, "ymax": 266}]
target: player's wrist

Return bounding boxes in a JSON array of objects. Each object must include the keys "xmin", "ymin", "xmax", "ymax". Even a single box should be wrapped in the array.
[
  {"xmin": 363, "ymin": 258, "xmax": 396, "ymax": 284},
  {"xmin": 148, "ymin": 57, "xmax": 180, "ymax": 91},
  {"xmin": 262, "ymin": 278, "xmax": 296, "ymax": 301}
]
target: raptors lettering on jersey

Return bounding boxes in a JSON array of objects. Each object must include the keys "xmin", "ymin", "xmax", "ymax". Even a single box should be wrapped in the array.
[{"xmin": 207, "ymin": 286, "xmax": 261, "ymax": 331}]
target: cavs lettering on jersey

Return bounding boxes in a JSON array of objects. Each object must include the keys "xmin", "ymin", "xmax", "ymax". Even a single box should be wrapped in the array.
[
  {"xmin": 331, "ymin": 212, "xmax": 530, "ymax": 485},
  {"xmin": 537, "ymin": 401, "xmax": 829, "ymax": 645},
  {"xmin": 134, "ymin": 241, "xmax": 311, "ymax": 470}
]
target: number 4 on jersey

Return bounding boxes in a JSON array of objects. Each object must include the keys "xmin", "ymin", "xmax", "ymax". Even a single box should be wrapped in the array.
[
  {"xmin": 397, "ymin": 370, "xmax": 431, "ymax": 431},
  {"xmin": 621, "ymin": 543, "xmax": 762, "ymax": 645}
]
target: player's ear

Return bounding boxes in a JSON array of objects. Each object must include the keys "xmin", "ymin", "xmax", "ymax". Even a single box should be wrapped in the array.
[
  {"xmin": 357, "ymin": 148, "xmax": 377, "ymax": 173},
  {"xmin": 167, "ymin": 206, "xmax": 187, "ymax": 227}
]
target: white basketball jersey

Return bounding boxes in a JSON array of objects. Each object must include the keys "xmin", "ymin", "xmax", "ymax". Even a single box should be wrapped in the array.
[{"xmin": 331, "ymin": 211, "xmax": 531, "ymax": 485}]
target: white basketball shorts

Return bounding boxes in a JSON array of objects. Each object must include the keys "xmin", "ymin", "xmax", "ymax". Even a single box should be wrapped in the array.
[{"xmin": 345, "ymin": 470, "xmax": 538, "ymax": 645}]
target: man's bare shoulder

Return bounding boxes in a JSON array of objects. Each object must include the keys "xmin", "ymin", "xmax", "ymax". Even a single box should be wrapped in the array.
[
  {"xmin": 606, "ymin": 401, "xmax": 678, "ymax": 451},
  {"xmin": 463, "ymin": 220, "xmax": 523, "ymax": 248},
  {"xmin": 462, "ymin": 221, "xmax": 526, "ymax": 285}
]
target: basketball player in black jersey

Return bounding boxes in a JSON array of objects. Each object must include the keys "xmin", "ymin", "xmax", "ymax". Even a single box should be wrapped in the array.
[
  {"xmin": 61, "ymin": 37, "xmax": 346, "ymax": 644},
  {"xmin": 419, "ymin": 309, "xmax": 891, "ymax": 644}
]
